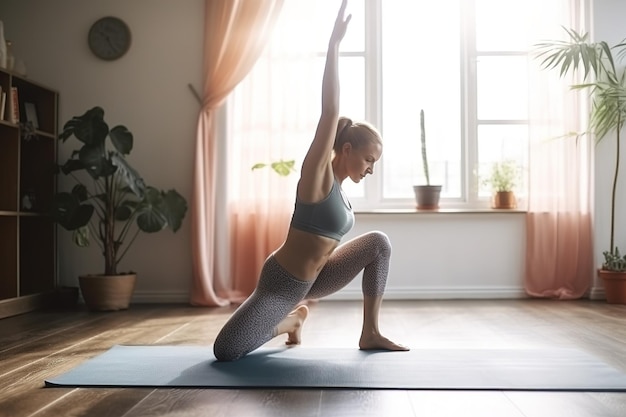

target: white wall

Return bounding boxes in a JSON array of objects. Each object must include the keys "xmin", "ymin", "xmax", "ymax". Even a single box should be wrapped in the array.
[
  {"xmin": 1, "ymin": 0, "xmax": 618, "ymax": 303},
  {"xmin": 330, "ymin": 211, "xmax": 527, "ymax": 300},
  {"xmin": 0, "ymin": 0, "xmax": 203, "ymax": 302}
]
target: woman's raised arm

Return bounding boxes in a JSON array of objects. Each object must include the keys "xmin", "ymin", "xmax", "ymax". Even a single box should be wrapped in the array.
[{"xmin": 298, "ymin": 0, "xmax": 351, "ymax": 201}]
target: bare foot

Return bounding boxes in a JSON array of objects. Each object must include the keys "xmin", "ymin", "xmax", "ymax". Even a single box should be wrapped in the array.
[
  {"xmin": 359, "ymin": 332, "xmax": 409, "ymax": 351},
  {"xmin": 285, "ymin": 305, "xmax": 309, "ymax": 345}
]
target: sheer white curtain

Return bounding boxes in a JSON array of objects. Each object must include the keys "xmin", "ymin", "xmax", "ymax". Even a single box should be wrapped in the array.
[
  {"xmin": 525, "ymin": 0, "xmax": 594, "ymax": 298},
  {"xmin": 225, "ymin": 1, "xmax": 324, "ymax": 300}
]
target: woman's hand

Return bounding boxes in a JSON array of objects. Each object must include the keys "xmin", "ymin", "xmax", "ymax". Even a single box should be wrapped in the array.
[{"xmin": 330, "ymin": 0, "xmax": 351, "ymax": 46}]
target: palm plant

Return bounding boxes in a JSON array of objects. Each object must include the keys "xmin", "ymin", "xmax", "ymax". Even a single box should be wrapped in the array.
[{"xmin": 535, "ymin": 28, "xmax": 626, "ymax": 269}]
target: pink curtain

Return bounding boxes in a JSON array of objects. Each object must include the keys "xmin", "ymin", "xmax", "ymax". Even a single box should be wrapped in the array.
[
  {"xmin": 190, "ymin": 0, "xmax": 284, "ymax": 307},
  {"xmin": 524, "ymin": 0, "xmax": 594, "ymax": 299},
  {"xmin": 226, "ymin": 0, "xmax": 321, "ymax": 302}
]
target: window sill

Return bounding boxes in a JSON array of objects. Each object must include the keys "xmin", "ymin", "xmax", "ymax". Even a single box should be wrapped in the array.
[{"xmin": 354, "ymin": 208, "xmax": 527, "ymax": 215}]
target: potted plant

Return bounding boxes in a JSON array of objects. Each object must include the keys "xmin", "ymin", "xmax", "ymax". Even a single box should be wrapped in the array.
[
  {"xmin": 536, "ymin": 28, "xmax": 626, "ymax": 303},
  {"xmin": 51, "ymin": 107, "xmax": 188, "ymax": 311},
  {"xmin": 482, "ymin": 160, "xmax": 519, "ymax": 209},
  {"xmin": 413, "ymin": 109, "xmax": 442, "ymax": 209},
  {"xmin": 600, "ymin": 248, "xmax": 626, "ymax": 303}
]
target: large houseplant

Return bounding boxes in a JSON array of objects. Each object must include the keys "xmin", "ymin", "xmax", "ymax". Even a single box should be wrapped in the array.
[
  {"xmin": 413, "ymin": 109, "xmax": 442, "ymax": 209},
  {"xmin": 536, "ymin": 28, "xmax": 626, "ymax": 303},
  {"xmin": 52, "ymin": 107, "xmax": 188, "ymax": 310}
]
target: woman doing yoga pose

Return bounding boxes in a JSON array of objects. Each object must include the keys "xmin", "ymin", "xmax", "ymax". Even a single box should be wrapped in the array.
[{"xmin": 213, "ymin": 0, "xmax": 409, "ymax": 361}]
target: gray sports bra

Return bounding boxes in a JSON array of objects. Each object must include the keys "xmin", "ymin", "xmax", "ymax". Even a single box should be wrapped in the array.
[{"xmin": 290, "ymin": 179, "xmax": 355, "ymax": 241}]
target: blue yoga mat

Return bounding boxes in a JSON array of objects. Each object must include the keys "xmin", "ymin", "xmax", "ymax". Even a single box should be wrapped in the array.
[{"xmin": 45, "ymin": 345, "xmax": 626, "ymax": 391}]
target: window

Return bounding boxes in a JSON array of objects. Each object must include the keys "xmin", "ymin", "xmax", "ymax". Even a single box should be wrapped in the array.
[{"xmin": 230, "ymin": 0, "xmax": 574, "ymax": 210}]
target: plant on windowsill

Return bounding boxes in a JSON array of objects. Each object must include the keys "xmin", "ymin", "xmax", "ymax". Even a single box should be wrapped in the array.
[
  {"xmin": 482, "ymin": 160, "xmax": 519, "ymax": 209},
  {"xmin": 535, "ymin": 27, "xmax": 626, "ymax": 303},
  {"xmin": 51, "ymin": 107, "xmax": 188, "ymax": 311},
  {"xmin": 413, "ymin": 109, "xmax": 442, "ymax": 209}
]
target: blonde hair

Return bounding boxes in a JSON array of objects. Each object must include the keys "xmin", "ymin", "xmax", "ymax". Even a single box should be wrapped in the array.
[{"xmin": 333, "ymin": 117, "xmax": 382, "ymax": 153}]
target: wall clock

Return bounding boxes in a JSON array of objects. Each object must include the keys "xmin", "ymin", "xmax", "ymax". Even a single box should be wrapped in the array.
[{"xmin": 88, "ymin": 16, "xmax": 132, "ymax": 61}]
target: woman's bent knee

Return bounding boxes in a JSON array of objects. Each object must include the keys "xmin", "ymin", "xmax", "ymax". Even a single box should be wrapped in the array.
[
  {"xmin": 367, "ymin": 230, "xmax": 391, "ymax": 255},
  {"xmin": 213, "ymin": 348, "xmax": 241, "ymax": 362},
  {"xmin": 213, "ymin": 336, "xmax": 247, "ymax": 361}
]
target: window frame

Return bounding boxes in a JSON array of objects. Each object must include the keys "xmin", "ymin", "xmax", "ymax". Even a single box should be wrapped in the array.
[{"xmin": 346, "ymin": 0, "xmax": 529, "ymax": 212}]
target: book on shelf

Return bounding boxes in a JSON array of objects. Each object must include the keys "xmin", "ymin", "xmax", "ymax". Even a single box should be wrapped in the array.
[
  {"xmin": 10, "ymin": 86, "xmax": 19, "ymax": 124},
  {"xmin": 0, "ymin": 92, "xmax": 5, "ymax": 121}
]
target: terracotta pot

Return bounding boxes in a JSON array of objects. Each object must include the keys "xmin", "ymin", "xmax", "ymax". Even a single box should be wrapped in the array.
[
  {"xmin": 598, "ymin": 269, "xmax": 626, "ymax": 304},
  {"xmin": 492, "ymin": 191, "xmax": 517, "ymax": 209},
  {"xmin": 78, "ymin": 273, "xmax": 137, "ymax": 311},
  {"xmin": 413, "ymin": 185, "xmax": 442, "ymax": 210}
]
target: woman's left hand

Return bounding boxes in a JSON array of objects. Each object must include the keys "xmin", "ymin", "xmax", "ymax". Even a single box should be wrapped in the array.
[{"xmin": 330, "ymin": 0, "xmax": 351, "ymax": 46}]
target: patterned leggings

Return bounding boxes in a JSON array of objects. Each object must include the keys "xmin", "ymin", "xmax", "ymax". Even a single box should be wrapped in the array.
[{"xmin": 213, "ymin": 230, "xmax": 391, "ymax": 361}]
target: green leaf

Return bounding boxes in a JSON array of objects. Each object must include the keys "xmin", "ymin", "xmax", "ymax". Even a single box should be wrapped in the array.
[
  {"xmin": 60, "ymin": 158, "xmax": 85, "ymax": 175},
  {"xmin": 79, "ymin": 144, "xmax": 116, "ymax": 179},
  {"xmin": 109, "ymin": 125, "xmax": 133, "ymax": 155},
  {"xmin": 271, "ymin": 160, "xmax": 296, "ymax": 177},
  {"xmin": 115, "ymin": 204, "xmax": 133, "ymax": 221},
  {"xmin": 61, "ymin": 106, "xmax": 108, "ymax": 146},
  {"xmin": 136, "ymin": 187, "xmax": 168, "ymax": 233},
  {"xmin": 252, "ymin": 160, "xmax": 297, "ymax": 176},
  {"xmin": 111, "ymin": 153, "xmax": 145, "ymax": 197},
  {"xmin": 160, "ymin": 189, "xmax": 188, "ymax": 232},
  {"xmin": 72, "ymin": 184, "xmax": 89, "ymax": 202},
  {"xmin": 134, "ymin": 187, "xmax": 187, "ymax": 233},
  {"xmin": 51, "ymin": 192, "xmax": 94, "ymax": 230},
  {"xmin": 72, "ymin": 226, "xmax": 90, "ymax": 247}
]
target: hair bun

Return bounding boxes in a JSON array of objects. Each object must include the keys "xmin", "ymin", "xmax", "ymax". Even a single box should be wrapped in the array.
[
  {"xmin": 337, "ymin": 117, "xmax": 352, "ymax": 137},
  {"xmin": 339, "ymin": 117, "xmax": 352, "ymax": 128}
]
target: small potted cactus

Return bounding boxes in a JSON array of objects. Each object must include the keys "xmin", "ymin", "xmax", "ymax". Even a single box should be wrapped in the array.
[{"xmin": 413, "ymin": 109, "xmax": 442, "ymax": 209}]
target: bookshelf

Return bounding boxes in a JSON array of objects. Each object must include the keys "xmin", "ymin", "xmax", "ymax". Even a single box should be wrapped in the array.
[{"xmin": 0, "ymin": 68, "xmax": 58, "ymax": 319}]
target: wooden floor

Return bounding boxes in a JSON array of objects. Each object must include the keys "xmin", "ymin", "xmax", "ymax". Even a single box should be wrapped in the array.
[{"xmin": 1, "ymin": 299, "xmax": 626, "ymax": 417}]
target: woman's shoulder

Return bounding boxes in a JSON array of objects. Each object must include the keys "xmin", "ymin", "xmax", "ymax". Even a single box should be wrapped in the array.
[{"xmin": 296, "ymin": 164, "xmax": 335, "ymax": 203}]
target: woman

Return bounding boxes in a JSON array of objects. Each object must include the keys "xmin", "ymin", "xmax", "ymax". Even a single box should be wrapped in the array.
[{"xmin": 213, "ymin": 0, "xmax": 408, "ymax": 361}]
